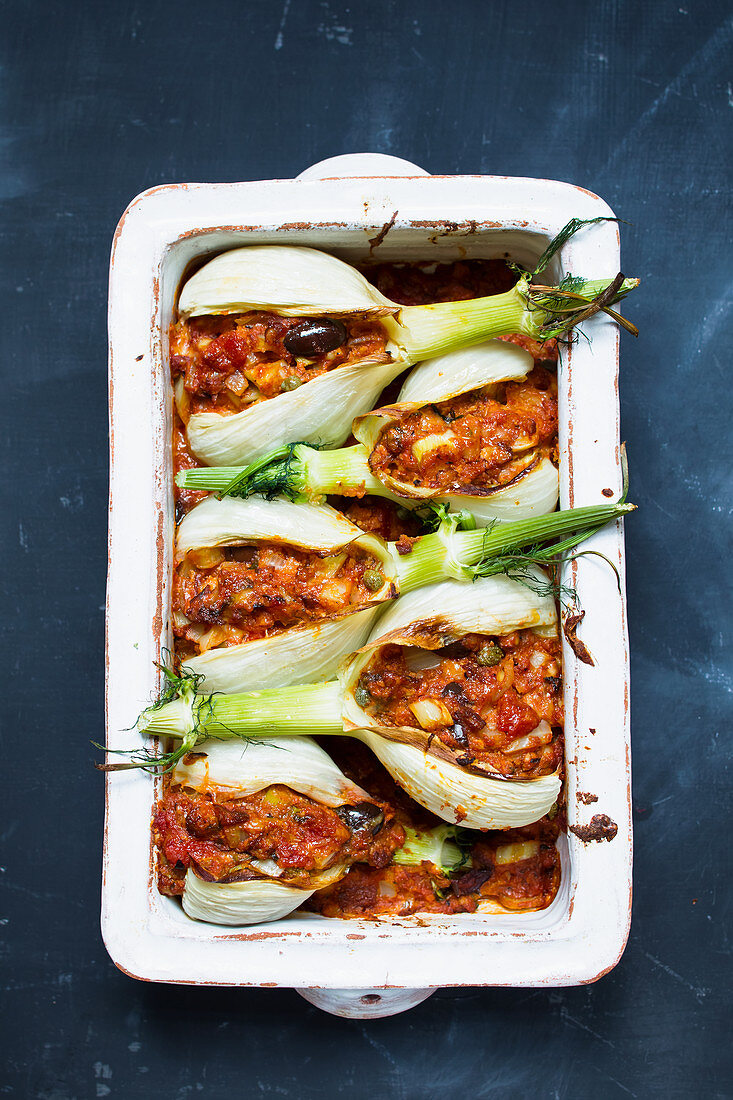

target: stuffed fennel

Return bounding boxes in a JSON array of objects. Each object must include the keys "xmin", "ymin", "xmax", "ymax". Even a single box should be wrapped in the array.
[
  {"xmin": 180, "ymin": 339, "xmax": 560, "ymax": 525},
  {"xmin": 358, "ymin": 822, "xmax": 560, "ymax": 917},
  {"xmin": 173, "ymin": 492, "xmax": 632, "ymax": 694},
  {"xmin": 173, "ymin": 233, "xmax": 637, "ymax": 467},
  {"xmin": 155, "ymin": 736, "xmax": 403, "ymax": 926},
  {"xmin": 138, "ymin": 571, "xmax": 567, "ymax": 829}
]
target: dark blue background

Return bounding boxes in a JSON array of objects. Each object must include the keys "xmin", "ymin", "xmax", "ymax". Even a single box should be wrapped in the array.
[{"xmin": 2, "ymin": 1, "xmax": 731, "ymax": 1096}]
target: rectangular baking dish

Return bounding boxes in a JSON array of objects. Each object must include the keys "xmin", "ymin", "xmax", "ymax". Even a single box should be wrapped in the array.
[{"xmin": 103, "ymin": 154, "xmax": 632, "ymax": 999}]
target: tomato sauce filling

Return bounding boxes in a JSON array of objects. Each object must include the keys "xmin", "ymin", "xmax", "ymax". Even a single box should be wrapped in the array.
[
  {"xmin": 164, "ymin": 257, "xmax": 564, "ymax": 919},
  {"xmin": 155, "ymin": 775, "xmax": 404, "ymax": 897},
  {"xmin": 306, "ymin": 739, "xmax": 561, "ymax": 917},
  {"xmin": 368, "ymin": 258, "xmax": 517, "ymax": 306},
  {"xmin": 369, "ymin": 367, "xmax": 557, "ymax": 494},
  {"xmin": 333, "ymin": 496, "xmax": 423, "ymax": 542},
  {"xmin": 170, "ymin": 311, "xmax": 390, "ymax": 417},
  {"xmin": 170, "ymin": 259, "xmax": 558, "ymax": 522},
  {"xmin": 355, "ymin": 630, "xmax": 564, "ymax": 778},
  {"xmin": 309, "ymin": 826, "xmax": 560, "ymax": 917},
  {"xmin": 172, "ymin": 542, "xmax": 387, "ymax": 657}
]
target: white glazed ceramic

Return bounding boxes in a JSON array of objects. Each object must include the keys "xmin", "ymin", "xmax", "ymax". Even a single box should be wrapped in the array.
[{"xmin": 104, "ymin": 154, "xmax": 632, "ymax": 1017}]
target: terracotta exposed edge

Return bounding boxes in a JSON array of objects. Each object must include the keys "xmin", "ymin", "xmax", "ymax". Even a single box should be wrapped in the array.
[
  {"xmin": 148, "ymin": 261, "xmax": 168, "ymax": 905},
  {"xmin": 110, "ymin": 183, "xmax": 185, "ymax": 255},
  {"xmin": 570, "ymin": 183, "xmax": 616, "ymax": 213},
  {"xmin": 151, "ymin": 505, "xmax": 165, "ymax": 641},
  {"xmin": 558, "ymin": 201, "xmax": 630, "ymax": 952},
  {"xmin": 170, "ymin": 215, "xmax": 547, "ymax": 244},
  {"xmin": 110, "ymin": 173, "xmax": 612, "ymax": 253}
]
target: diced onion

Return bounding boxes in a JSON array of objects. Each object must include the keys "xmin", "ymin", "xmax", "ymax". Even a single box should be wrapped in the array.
[
  {"xmin": 317, "ymin": 551, "xmax": 348, "ymax": 576},
  {"xmin": 249, "ymin": 858, "xmax": 283, "ymax": 877},
  {"xmin": 412, "ymin": 431, "xmax": 457, "ymax": 463},
  {"xmin": 504, "ymin": 720, "xmax": 553, "ymax": 754},
  {"xmin": 316, "ymin": 576, "xmax": 355, "ymax": 610},
  {"xmin": 409, "ymin": 698, "xmax": 454, "ymax": 730},
  {"xmin": 494, "ymin": 840, "xmax": 541, "ymax": 865},
  {"xmin": 510, "ymin": 432, "xmax": 539, "ymax": 454}
]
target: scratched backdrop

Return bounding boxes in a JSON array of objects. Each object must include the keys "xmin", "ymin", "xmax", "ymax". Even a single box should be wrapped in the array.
[{"xmin": 2, "ymin": 0, "xmax": 731, "ymax": 1096}]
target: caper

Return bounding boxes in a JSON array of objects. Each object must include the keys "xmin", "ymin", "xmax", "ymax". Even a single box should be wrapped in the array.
[
  {"xmin": 363, "ymin": 569, "xmax": 384, "ymax": 591},
  {"xmin": 283, "ymin": 318, "xmax": 347, "ymax": 357},
  {"xmin": 477, "ymin": 641, "xmax": 504, "ymax": 666},
  {"xmin": 354, "ymin": 683, "xmax": 371, "ymax": 708},
  {"xmin": 280, "ymin": 376, "xmax": 302, "ymax": 392}
]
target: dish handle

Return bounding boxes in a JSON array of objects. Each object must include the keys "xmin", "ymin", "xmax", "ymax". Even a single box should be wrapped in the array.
[
  {"xmin": 296, "ymin": 153, "xmax": 429, "ymax": 180},
  {"xmin": 296, "ymin": 986, "xmax": 435, "ymax": 1018}
]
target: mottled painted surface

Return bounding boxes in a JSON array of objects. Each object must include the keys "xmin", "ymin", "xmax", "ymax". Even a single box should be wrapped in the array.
[{"xmin": 1, "ymin": 0, "xmax": 731, "ymax": 1097}]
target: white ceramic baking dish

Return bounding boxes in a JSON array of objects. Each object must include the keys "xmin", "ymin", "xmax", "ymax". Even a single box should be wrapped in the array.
[{"xmin": 103, "ymin": 153, "xmax": 632, "ymax": 1018}]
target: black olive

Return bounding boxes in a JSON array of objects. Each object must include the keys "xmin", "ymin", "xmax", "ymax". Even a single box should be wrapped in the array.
[
  {"xmin": 451, "ymin": 867, "xmax": 492, "ymax": 897},
  {"xmin": 283, "ymin": 318, "xmax": 348, "ymax": 357},
  {"xmin": 450, "ymin": 720, "xmax": 470, "ymax": 750},
  {"xmin": 336, "ymin": 801, "xmax": 385, "ymax": 835}
]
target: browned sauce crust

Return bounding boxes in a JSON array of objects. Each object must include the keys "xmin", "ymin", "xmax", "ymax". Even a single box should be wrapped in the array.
[
  {"xmin": 568, "ymin": 814, "xmax": 618, "ymax": 843},
  {"xmin": 308, "ymin": 832, "xmax": 561, "ymax": 917},
  {"xmin": 368, "ymin": 258, "xmax": 517, "ymax": 305}
]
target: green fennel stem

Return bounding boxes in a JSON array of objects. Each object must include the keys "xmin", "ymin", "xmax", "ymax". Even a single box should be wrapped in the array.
[
  {"xmin": 303, "ymin": 445, "xmax": 389, "ymax": 498},
  {"xmin": 169, "ymin": 469, "xmax": 633, "ymax": 595},
  {"xmin": 391, "ymin": 274, "xmax": 638, "ymax": 360},
  {"xmin": 139, "ymin": 680, "xmax": 344, "ymax": 740},
  {"xmin": 177, "ymin": 465, "xmax": 264, "ymax": 493},
  {"xmin": 392, "ymin": 283, "xmax": 531, "ymax": 361},
  {"xmin": 177, "ymin": 444, "xmax": 391, "ymax": 501},
  {"xmin": 394, "ymin": 501, "xmax": 634, "ymax": 591},
  {"xmin": 392, "ymin": 825, "xmax": 470, "ymax": 873}
]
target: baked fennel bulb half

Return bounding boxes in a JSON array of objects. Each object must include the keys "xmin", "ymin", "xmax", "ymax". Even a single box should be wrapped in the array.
[
  {"xmin": 173, "ymin": 493, "xmax": 633, "ymax": 694},
  {"xmin": 160, "ymin": 736, "xmax": 392, "ymax": 926},
  {"xmin": 176, "ymin": 240, "xmax": 637, "ymax": 467},
  {"xmin": 173, "ymin": 495, "xmax": 394, "ymax": 692},
  {"xmin": 181, "ymin": 339, "xmax": 559, "ymax": 524},
  {"xmin": 138, "ymin": 572, "xmax": 565, "ymax": 829}
]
